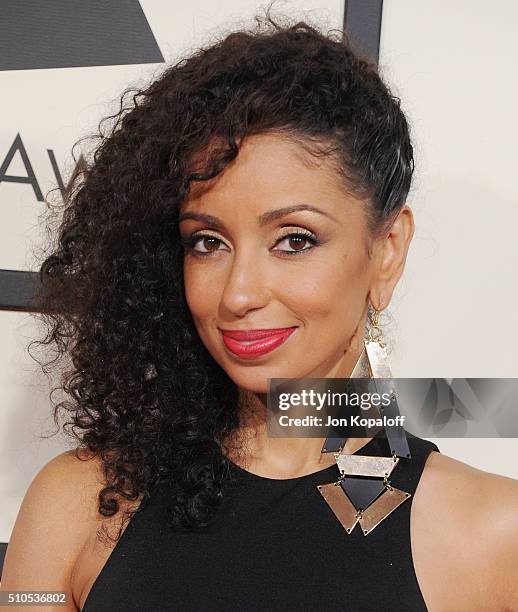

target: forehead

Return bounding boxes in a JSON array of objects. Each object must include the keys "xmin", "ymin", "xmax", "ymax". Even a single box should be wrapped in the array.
[{"xmin": 181, "ymin": 133, "xmax": 349, "ymax": 213}]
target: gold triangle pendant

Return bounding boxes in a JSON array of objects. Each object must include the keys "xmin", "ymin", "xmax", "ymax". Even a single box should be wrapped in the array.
[
  {"xmin": 317, "ymin": 480, "xmax": 411, "ymax": 536},
  {"xmin": 357, "ymin": 485, "xmax": 412, "ymax": 535},
  {"xmin": 317, "ymin": 448, "xmax": 412, "ymax": 536}
]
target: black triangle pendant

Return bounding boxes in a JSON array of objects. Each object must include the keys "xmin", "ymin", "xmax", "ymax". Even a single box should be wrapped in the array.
[{"xmin": 339, "ymin": 476, "xmax": 386, "ymax": 510}]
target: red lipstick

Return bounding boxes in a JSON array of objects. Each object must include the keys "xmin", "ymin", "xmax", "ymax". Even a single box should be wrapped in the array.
[{"xmin": 220, "ymin": 327, "xmax": 297, "ymax": 358}]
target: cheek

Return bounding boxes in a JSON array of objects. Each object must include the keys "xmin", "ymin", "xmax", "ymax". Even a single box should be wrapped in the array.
[
  {"xmin": 288, "ymin": 253, "xmax": 367, "ymax": 321},
  {"xmin": 183, "ymin": 264, "xmax": 218, "ymax": 322}
]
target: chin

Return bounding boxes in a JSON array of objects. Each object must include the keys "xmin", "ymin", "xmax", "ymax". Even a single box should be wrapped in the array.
[
  {"xmin": 222, "ymin": 360, "xmax": 303, "ymax": 396},
  {"xmin": 224, "ymin": 368, "xmax": 273, "ymax": 395}
]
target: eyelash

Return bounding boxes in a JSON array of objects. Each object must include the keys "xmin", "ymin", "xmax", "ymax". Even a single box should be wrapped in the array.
[{"xmin": 180, "ymin": 229, "xmax": 321, "ymax": 258}]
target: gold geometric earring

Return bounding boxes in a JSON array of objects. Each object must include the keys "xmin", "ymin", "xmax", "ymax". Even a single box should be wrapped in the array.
[{"xmin": 317, "ymin": 304, "xmax": 413, "ymax": 536}]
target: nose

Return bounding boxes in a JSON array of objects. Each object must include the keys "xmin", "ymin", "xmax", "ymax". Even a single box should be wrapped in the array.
[{"xmin": 219, "ymin": 247, "xmax": 271, "ymax": 318}]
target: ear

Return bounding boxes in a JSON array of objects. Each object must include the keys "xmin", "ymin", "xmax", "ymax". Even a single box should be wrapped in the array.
[{"xmin": 369, "ymin": 206, "xmax": 415, "ymax": 310}]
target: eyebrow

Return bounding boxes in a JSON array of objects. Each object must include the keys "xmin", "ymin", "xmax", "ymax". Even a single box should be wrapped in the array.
[{"xmin": 178, "ymin": 203, "xmax": 338, "ymax": 228}]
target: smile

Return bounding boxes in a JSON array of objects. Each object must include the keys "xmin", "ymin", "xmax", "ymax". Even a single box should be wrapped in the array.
[{"xmin": 220, "ymin": 327, "xmax": 297, "ymax": 358}]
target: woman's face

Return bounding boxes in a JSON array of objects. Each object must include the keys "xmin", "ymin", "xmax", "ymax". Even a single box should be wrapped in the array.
[{"xmin": 179, "ymin": 133, "xmax": 411, "ymax": 394}]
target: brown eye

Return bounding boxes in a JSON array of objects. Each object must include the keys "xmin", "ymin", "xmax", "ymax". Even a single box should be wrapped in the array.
[
  {"xmin": 197, "ymin": 237, "xmax": 220, "ymax": 253},
  {"xmin": 190, "ymin": 235, "xmax": 225, "ymax": 255},
  {"xmin": 273, "ymin": 231, "xmax": 318, "ymax": 254},
  {"xmin": 287, "ymin": 236, "xmax": 308, "ymax": 251}
]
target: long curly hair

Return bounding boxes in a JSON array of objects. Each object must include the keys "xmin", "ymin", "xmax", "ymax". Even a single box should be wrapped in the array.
[{"xmin": 31, "ymin": 9, "xmax": 414, "ymax": 538}]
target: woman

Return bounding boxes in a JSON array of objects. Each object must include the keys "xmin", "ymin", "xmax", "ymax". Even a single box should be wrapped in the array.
[{"xmin": 2, "ymin": 15, "xmax": 518, "ymax": 612}]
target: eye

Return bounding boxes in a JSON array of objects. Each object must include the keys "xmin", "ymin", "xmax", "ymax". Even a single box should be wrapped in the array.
[
  {"xmin": 180, "ymin": 229, "xmax": 320, "ymax": 258},
  {"xmin": 181, "ymin": 233, "xmax": 227, "ymax": 257},
  {"xmin": 273, "ymin": 230, "xmax": 320, "ymax": 255}
]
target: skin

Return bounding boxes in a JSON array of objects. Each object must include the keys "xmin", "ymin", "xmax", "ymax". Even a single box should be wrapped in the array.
[{"xmin": 2, "ymin": 133, "xmax": 518, "ymax": 611}]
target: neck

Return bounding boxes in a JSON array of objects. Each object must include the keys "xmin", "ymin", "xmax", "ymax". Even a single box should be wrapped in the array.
[{"xmin": 222, "ymin": 344, "xmax": 373, "ymax": 479}]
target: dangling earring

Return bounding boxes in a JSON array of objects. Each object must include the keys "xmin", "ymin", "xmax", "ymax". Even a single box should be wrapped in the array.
[{"xmin": 316, "ymin": 304, "xmax": 413, "ymax": 536}]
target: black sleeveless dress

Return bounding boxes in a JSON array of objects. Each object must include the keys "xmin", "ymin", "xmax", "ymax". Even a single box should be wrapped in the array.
[{"xmin": 82, "ymin": 432, "xmax": 439, "ymax": 611}]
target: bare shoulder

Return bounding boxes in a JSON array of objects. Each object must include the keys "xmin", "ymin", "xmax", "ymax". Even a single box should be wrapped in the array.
[
  {"xmin": 412, "ymin": 448, "xmax": 518, "ymax": 610},
  {"xmin": 0, "ymin": 449, "xmax": 131, "ymax": 610},
  {"xmin": 419, "ymin": 449, "xmax": 518, "ymax": 522}
]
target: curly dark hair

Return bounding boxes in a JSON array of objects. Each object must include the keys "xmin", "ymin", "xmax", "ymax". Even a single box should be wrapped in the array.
[{"xmin": 31, "ymin": 9, "xmax": 414, "ymax": 539}]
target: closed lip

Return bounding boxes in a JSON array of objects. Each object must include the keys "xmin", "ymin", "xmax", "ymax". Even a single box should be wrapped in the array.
[{"xmin": 219, "ymin": 327, "xmax": 298, "ymax": 341}]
